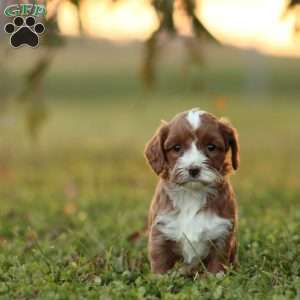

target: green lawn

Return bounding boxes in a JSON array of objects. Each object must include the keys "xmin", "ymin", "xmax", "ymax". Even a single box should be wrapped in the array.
[{"xmin": 0, "ymin": 38, "xmax": 300, "ymax": 299}]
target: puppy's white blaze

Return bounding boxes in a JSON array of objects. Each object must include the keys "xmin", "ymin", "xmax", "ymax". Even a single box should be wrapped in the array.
[
  {"xmin": 176, "ymin": 142, "xmax": 217, "ymax": 185},
  {"xmin": 186, "ymin": 109, "xmax": 206, "ymax": 130},
  {"xmin": 179, "ymin": 142, "xmax": 206, "ymax": 169}
]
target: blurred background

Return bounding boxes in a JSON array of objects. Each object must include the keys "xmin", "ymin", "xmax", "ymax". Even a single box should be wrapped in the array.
[{"xmin": 0, "ymin": 0, "xmax": 300, "ymax": 297}]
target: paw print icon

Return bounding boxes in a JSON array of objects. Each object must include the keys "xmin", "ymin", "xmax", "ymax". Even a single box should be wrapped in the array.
[{"xmin": 4, "ymin": 16, "xmax": 45, "ymax": 48}]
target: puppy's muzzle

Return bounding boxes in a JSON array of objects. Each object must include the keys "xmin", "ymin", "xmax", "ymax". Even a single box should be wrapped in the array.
[{"xmin": 188, "ymin": 167, "xmax": 201, "ymax": 178}]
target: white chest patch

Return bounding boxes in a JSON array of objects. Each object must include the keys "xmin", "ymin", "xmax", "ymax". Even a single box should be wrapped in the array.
[
  {"xmin": 156, "ymin": 186, "xmax": 232, "ymax": 264},
  {"xmin": 186, "ymin": 109, "xmax": 206, "ymax": 130}
]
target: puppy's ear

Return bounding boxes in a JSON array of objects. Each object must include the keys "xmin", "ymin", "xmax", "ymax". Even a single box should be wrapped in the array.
[
  {"xmin": 219, "ymin": 118, "xmax": 240, "ymax": 170},
  {"xmin": 144, "ymin": 124, "xmax": 169, "ymax": 176}
]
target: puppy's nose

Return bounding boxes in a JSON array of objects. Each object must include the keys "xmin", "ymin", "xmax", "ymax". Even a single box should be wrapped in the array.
[{"xmin": 189, "ymin": 167, "xmax": 200, "ymax": 178}]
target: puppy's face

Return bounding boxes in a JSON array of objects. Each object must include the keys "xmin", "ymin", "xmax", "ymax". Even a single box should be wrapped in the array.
[{"xmin": 145, "ymin": 109, "xmax": 240, "ymax": 189}]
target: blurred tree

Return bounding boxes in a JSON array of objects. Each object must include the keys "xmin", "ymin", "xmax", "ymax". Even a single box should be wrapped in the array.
[
  {"xmin": 284, "ymin": 0, "xmax": 300, "ymax": 34},
  {"xmin": 0, "ymin": 0, "xmax": 217, "ymax": 139},
  {"xmin": 0, "ymin": 0, "xmax": 63, "ymax": 141},
  {"xmin": 142, "ymin": 0, "xmax": 218, "ymax": 88},
  {"xmin": 286, "ymin": 0, "xmax": 300, "ymax": 9},
  {"xmin": 17, "ymin": 0, "xmax": 64, "ymax": 141}
]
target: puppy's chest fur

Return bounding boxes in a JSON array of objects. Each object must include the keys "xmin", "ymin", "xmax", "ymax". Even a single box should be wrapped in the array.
[{"xmin": 155, "ymin": 186, "xmax": 231, "ymax": 264}]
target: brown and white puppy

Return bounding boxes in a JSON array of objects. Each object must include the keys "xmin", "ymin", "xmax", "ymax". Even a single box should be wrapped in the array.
[{"xmin": 145, "ymin": 109, "xmax": 240, "ymax": 275}]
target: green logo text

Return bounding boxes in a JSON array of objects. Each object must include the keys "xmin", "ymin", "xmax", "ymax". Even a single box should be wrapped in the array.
[{"xmin": 4, "ymin": 4, "xmax": 46, "ymax": 17}]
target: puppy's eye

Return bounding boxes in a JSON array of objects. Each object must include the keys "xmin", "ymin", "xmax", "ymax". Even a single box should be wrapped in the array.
[
  {"xmin": 172, "ymin": 144, "xmax": 181, "ymax": 153},
  {"xmin": 207, "ymin": 144, "xmax": 217, "ymax": 152}
]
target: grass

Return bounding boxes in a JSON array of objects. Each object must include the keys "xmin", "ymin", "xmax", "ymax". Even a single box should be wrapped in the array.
[{"xmin": 0, "ymin": 38, "xmax": 300, "ymax": 299}]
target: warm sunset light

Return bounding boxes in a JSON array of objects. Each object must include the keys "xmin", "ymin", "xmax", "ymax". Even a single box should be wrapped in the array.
[
  {"xmin": 56, "ymin": 0, "xmax": 300, "ymax": 57},
  {"xmin": 199, "ymin": 0, "xmax": 299, "ymax": 57},
  {"xmin": 57, "ymin": 0, "xmax": 158, "ymax": 40}
]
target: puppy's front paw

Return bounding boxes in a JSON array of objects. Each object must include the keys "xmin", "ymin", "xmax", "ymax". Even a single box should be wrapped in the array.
[
  {"xmin": 207, "ymin": 259, "xmax": 226, "ymax": 274},
  {"xmin": 179, "ymin": 263, "xmax": 205, "ymax": 277}
]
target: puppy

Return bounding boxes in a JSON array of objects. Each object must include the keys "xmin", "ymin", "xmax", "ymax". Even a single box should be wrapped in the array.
[{"xmin": 145, "ymin": 109, "xmax": 240, "ymax": 275}]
